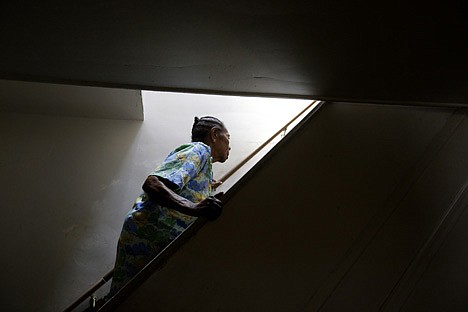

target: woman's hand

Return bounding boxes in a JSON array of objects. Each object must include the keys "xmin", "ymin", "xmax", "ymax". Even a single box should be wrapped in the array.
[
  {"xmin": 194, "ymin": 192, "xmax": 224, "ymax": 220},
  {"xmin": 212, "ymin": 179, "xmax": 223, "ymax": 190}
]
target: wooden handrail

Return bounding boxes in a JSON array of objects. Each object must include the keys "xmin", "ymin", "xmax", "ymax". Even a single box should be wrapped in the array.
[
  {"xmin": 64, "ymin": 100, "xmax": 320, "ymax": 311},
  {"xmin": 218, "ymin": 100, "xmax": 318, "ymax": 183},
  {"xmin": 63, "ymin": 272, "xmax": 113, "ymax": 312}
]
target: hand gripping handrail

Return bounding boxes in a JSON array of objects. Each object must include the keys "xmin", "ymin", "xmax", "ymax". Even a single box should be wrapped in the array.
[{"xmin": 64, "ymin": 100, "xmax": 321, "ymax": 311}]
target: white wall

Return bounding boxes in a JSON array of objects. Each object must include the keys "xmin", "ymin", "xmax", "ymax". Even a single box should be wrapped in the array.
[{"xmin": 0, "ymin": 89, "xmax": 309, "ymax": 311}]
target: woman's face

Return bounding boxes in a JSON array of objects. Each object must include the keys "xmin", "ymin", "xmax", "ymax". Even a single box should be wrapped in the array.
[{"xmin": 211, "ymin": 128, "xmax": 231, "ymax": 163}]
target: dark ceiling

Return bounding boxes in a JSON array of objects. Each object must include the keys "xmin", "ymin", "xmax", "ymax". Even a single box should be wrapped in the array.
[{"xmin": 1, "ymin": 1, "xmax": 468, "ymax": 106}]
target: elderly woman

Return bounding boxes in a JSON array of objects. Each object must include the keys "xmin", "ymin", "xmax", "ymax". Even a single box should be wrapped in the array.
[{"xmin": 109, "ymin": 116, "xmax": 230, "ymax": 296}]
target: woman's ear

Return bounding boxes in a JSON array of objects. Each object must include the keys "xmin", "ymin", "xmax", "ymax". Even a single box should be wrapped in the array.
[{"xmin": 210, "ymin": 127, "xmax": 218, "ymax": 142}]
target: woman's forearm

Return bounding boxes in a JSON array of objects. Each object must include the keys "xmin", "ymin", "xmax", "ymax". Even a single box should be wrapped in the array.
[{"xmin": 142, "ymin": 176, "xmax": 201, "ymax": 216}]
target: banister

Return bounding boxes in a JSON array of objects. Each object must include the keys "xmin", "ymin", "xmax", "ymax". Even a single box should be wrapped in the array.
[{"xmin": 217, "ymin": 100, "xmax": 318, "ymax": 183}]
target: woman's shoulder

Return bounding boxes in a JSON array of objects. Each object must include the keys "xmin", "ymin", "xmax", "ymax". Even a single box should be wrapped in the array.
[
  {"xmin": 171, "ymin": 142, "xmax": 210, "ymax": 155},
  {"xmin": 191, "ymin": 142, "xmax": 211, "ymax": 153}
]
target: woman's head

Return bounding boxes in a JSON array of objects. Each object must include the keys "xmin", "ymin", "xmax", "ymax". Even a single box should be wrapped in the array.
[{"xmin": 192, "ymin": 116, "xmax": 230, "ymax": 163}]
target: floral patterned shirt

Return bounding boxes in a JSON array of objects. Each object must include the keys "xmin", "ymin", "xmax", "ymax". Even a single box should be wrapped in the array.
[
  {"xmin": 110, "ymin": 142, "xmax": 214, "ymax": 295},
  {"xmin": 130, "ymin": 142, "xmax": 213, "ymax": 227}
]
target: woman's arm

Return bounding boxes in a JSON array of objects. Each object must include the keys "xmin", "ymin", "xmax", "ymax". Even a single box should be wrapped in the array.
[{"xmin": 142, "ymin": 175, "xmax": 223, "ymax": 219}]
